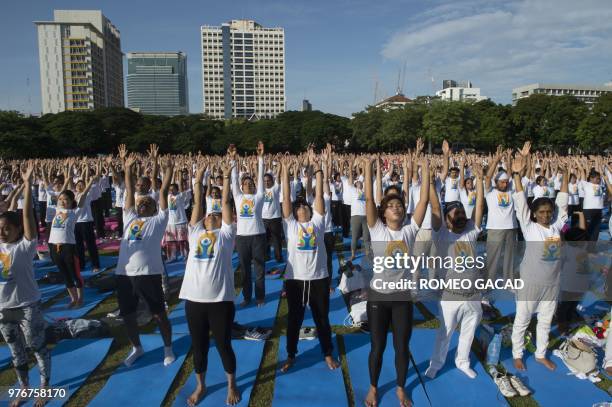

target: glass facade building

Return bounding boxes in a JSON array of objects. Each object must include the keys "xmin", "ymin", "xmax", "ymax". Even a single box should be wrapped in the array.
[{"xmin": 127, "ymin": 52, "xmax": 188, "ymax": 116}]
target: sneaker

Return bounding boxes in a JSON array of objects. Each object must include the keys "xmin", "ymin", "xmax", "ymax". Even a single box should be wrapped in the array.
[
  {"xmin": 107, "ymin": 309, "xmax": 121, "ymax": 318},
  {"xmin": 244, "ymin": 328, "xmax": 269, "ymax": 341},
  {"xmin": 493, "ymin": 372, "xmax": 518, "ymax": 398},
  {"xmin": 299, "ymin": 327, "xmax": 317, "ymax": 340},
  {"xmin": 508, "ymin": 375, "xmax": 531, "ymax": 396}
]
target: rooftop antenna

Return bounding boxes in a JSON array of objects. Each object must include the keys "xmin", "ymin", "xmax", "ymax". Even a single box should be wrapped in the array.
[
  {"xmin": 26, "ymin": 77, "xmax": 32, "ymax": 116},
  {"xmin": 373, "ymin": 72, "xmax": 379, "ymax": 105},
  {"xmin": 400, "ymin": 60, "xmax": 407, "ymax": 95},
  {"xmin": 395, "ymin": 67, "xmax": 401, "ymax": 95}
]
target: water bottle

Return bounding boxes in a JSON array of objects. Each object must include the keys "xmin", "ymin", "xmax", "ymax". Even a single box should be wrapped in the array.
[{"xmin": 487, "ymin": 333, "xmax": 502, "ymax": 367}]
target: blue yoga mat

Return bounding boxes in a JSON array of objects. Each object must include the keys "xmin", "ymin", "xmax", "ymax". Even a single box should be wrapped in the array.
[
  {"xmin": 265, "ymin": 249, "xmax": 287, "ymax": 274},
  {"xmin": 0, "ymin": 345, "xmax": 11, "ymax": 368},
  {"xmin": 273, "ymin": 335, "xmax": 346, "ymax": 407},
  {"xmin": 234, "ymin": 278, "xmax": 283, "ymax": 327},
  {"xmin": 345, "ymin": 330, "xmax": 506, "ymax": 406},
  {"xmin": 88, "ymin": 334, "xmax": 191, "ymax": 407},
  {"xmin": 1, "ymin": 338, "xmax": 112, "ymax": 407},
  {"xmin": 171, "ymin": 340, "xmax": 264, "ymax": 407},
  {"xmin": 33, "ymin": 255, "xmax": 118, "ymax": 281},
  {"xmin": 500, "ymin": 342, "xmax": 608, "ymax": 407},
  {"xmin": 165, "ymin": 260, "xmax": 187, "ymax": 278},
  {"xmin": 165, "ymin": 300, "xmax": 189, "ymax": 335},
  {"xmin": 302, "ymin": 288, "xmax": 348, "ymax": 327},
  {"xmin": 38, "ymin": 284, "xmax": 66, "ymax": 303},
  {"xmin": 44, "ymin": 287, "xmax": 111, "ymax": 321}
]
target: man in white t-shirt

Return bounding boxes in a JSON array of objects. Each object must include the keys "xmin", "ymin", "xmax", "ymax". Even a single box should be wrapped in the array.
[
  {"xmin": 115, "ymin": 147, "xmax": 176, "ymax": 368},
  {"xmin": 262, "ymin": 167, "xmax": 283, "ymax": 263}
]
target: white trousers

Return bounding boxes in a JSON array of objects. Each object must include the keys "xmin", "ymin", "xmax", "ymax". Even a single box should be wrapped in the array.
[
  {"xmin": 429, "ymin": 300, "xmax": 482, "ymax": 371},
  {"xmin": 511, "ymin": 298, "xmax": 556, "ymax": 359}
]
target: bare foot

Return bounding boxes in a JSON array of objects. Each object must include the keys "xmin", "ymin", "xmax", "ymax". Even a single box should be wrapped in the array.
[
  {"xmin": 280, "ymin": 357, "xmax": 295, "ymax": 373},
  {"xmin": 93, "ymin": 268, "xmax": 100, "ymax": 273},
  {"xmin": 535, "ymin": 357, "xmax": 556, "ymax": 371},
  {"xmin": 187, "ymin": 384, "xmax": 205, "ymax": 407},
  {"xmin": 396, "ymin": 387, "xmax": 412, "ymax": 407},
  {"xmin": 9, "ymin": 390, "xmax": 26, "ymax": 407},
  {"xmin": 226, "ymin": 384, "xmax": 241, "ymax": 406},
  {"xmin": 364, "ymin": 385, "xmax": 378, "ymax": 407},
  {"xmin": 513, "ymin": 358, "xmax": 526, "ymax": 371},
  {"xmin": 67, "ymin": 301, "xmax": 77, "ymax": 309},
  {"xmin": 33, "ymin": 384, "xmax": 50, "ymax": 407},
  {"xmin": 256, "ymin": 300, "xmax": 265, "ymax": 308},
  {"xmin": 325, "ymin": 356, "xmax": 340, "ymax": 370}
]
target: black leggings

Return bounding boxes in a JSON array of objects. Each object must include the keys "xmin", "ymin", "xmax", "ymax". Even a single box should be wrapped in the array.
[
  {"xmin": 367, "ymin": 300, "xmax": 413, "ymax": 387},
  {"xmin": 263, "ymin": 217, "xmax": 283, "ymax": 262},
  {"xmin": 324, "ymin": 232, "xmax": 335, "ymax": 283},
  {"xmin": 583, "ymin": 208, "xmax": 602, "ymax": 241},
  {"xmin": 185, "ymin": 300, "xmax": 236, "ymax": 375},
  {"xmin": 49, "ymin": 243, "xmax": 83, "ymax": 288},
  {"xmin": 286, "ymin": 278, "xmax": 333, "ymax": 359},
  {"xmin": 75, "ymin": 221, "xmax": 100, "ymax": 269}
]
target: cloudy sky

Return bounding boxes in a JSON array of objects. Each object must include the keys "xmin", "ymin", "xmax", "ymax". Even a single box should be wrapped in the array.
[{"xmin": 1, "ymin": 0, "xmax": 611, "ymax": 117}]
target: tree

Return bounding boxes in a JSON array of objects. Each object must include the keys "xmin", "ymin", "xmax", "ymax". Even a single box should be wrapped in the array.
[{"xmin": 576, "ymin": 93, "xmax": 612, "ymax": 152}]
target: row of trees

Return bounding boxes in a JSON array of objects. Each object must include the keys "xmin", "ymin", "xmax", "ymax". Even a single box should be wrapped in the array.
[{"xmin": 0, "ymin": 94, "xmax": 610, "ymax": 158}]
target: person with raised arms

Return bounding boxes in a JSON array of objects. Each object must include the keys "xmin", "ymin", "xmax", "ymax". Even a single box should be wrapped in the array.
[
  {"xmin": 279, "ymin": 149, "xmax": 341, "ymax": 373},
  {"xmin": 0, "ymin": 162, "xmax": 51, "ymax": 407},
  {"xmin": 363, "ymin": 152, "xmax": 430, "ymax": 407},
  {"xmin": 510, "ymin": 146, "xmax": 569, "ymax": 372},
  {"xmin": 115, "ymin": 149, "xmax": 175, "ymax": 368},
  {"xmin": 179, "ymin": 156, "xmax": 240, "ymax": 406}
]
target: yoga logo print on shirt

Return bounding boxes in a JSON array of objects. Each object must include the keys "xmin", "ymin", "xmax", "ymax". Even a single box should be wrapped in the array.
[
  {"xmin": 210, "ymin": 199, "xmax": 221, "ymax": 212},
  {"xmin": 357, "ymin": 190, "xmax": 365, "ymax": 202},
  {"xmin": 450, "ymin": 178, "xmax": 458, "ymax": 190},
  {"xmin": 541, "ymin": 237, "xmax": 561, "ymax": 261},
  {"xmin": 239, "ymin": 198, "xmax": 255, "ymax": 218},
  {"xmin": 497, "ymin": 192, "xmax": 510, "ymax": 208},
  {"xmin": 168, "ymin": 196, "xmax": 177, "ymax": 210},
  {"xmin": 297, "ymin": 223, "xmax": 316, "ymax": 251},
  {"xmin": 467, "ymin": 191, "xmax": 476, "ymax": 206},
  {"xmin": 264, "ymin": 191, "xmax": 273, "ymax": 203},
  {"xmin": 128, "ymin": 219, "xmax": 146, "ymax": 241},
  {"xmin": 52, "ymin": 212, "xmax": 68, "ymax": 228},
  {"xmin": 454, "ymin": 241, "xmax": 474, "ymax": 259},
  {"xmin": 593, "ymin": 184, "xmax": 602, "ymax": 196},
  {"xmin": 50, "ymin": 195, "xmax": 58, "ymax": 206},
  {"xmin": 384, "ymin": 241, "xmax": 409, "ymax": 257},
  {"xmin": 0, "ymin": 252, "xmax": 12, "ymax": 282},
  {"xmin": 194, "ymin": 231, "xmax": 217, "ymax": 260}
]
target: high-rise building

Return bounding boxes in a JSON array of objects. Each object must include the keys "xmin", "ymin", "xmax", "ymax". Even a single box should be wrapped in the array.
[
  {"xmin": 127, "ymin": 52, "xmax": 189, "ymax": 116},
  {"xmin": 34, "ymin": 10, "xmax": 123, "ymax": 114},
  {"xmin": 201, "ymin": 20, "xmax": 285, "ymax": 119},
  {"xmin": 512, "ymin": 83, "xmax": 612, "ymax": 107},
  {"xmin": 302, "ymin": 99, "xmax": 312, "ymax": 112}
]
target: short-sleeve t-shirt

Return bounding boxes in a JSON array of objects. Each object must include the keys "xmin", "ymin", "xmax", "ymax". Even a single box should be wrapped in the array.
[
  {"xmin": 48, "ymin": 208, "xmax": 77, "ymax": 244},
  {"xmin": 168, "ymin": 192, "xmax": 188, "ymax": 225},
  {"xmin": 115, "ymin": 208, "xmax": 169, "ymax": 276},
  {"xmin": 0, "ymin": 238, "xmax": 40, "ymax": 308},
  {"xmin": 580, "ymin": 180, "xmax": 604, "ymax": 210},
  {"xmin": 485, "ymin": 188, "xmax": 518, "ymax": 229},
  {"xmin": 283, "ymin": 211, "xmax": 328, "ymax": 280},
  {"xmin": 179, "ymin": 221, "xmax": 236, "ymax": 302}
]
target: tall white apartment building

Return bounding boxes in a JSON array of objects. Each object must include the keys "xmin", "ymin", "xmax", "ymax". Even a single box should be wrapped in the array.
[
  {"xmin": 201, "ymin": 20, "xmax": 285, "ymax": 119},
  {"xmin": 512, "ymin": 83, "xmax": 612, "ymax": 107},
  {"xmin": 35, "ymin": 10, "xmax": 124, "ymax": 114},
  {"xmin": 436, "ymin": 80, "xmax": 488, "ymax": 102}
]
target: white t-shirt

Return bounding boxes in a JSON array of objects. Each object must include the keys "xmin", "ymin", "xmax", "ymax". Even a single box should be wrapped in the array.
[
  {"xmin": 408, "ymin": 180, "xmax": 442, "ymax": 229},
  {"xmin": 48, "ymin": 209, "xmax": 77, "ymax": 244},
  {"xmin": 45, "ymin": 189, "xmax": 59, "ymax": 222},
  {"xmin": 330, "ymin": 180, "xmax": 343, "ymax": 201},
  {"xmin": 205, "ymin": 196, "xmax": 223, "ymax": 216},
  {"xmin": 532, "ymin": 184, "xmax": 552, "ymax": 199},
  {"xmin": 232, "ymin": 158, "xmax": 265, "ymax": 236},
  {"xmin": 179, "ymin": 221, "xmax": 236, "ymax": 302},
  {"xmin": 115, "ymin": 208, "xmax": 169, "ymax": 276},
  {"xmin": 444, "ymin": 176, "xmax": 461, "ymax": 203},
  {"xmin": 0, "ymin": 238, "xmax": 40, "ymax": 308},
  {"xmin": 168, "ymin": 192, "xmax": 188, "ymax": 225},
  {"xmin": 368, "ymin": 218, "xmax": 420, "ymax": 294},
  {"xmin": 433, "ymin": 219, "xmax": 482, "ymax": 300},
  {"xmin": 262, "ymin": 184, "xmax": 281, "ymax": 219},
  {"xmin": 568, "ymin": 182, "xmax": 579, "ymax": 206},
  {"xmin": 76, "ymin": 191, "xmax": 94, "ymax": 223},
  {"xmin": 283, "ymin": 211, "xmax": 328, "ymax": 280},
  {"xmin": 485, "ymin": 188, "xmax": 518, "ymax": 229},
  {"xmin": 114, "ymin": 184, "xmax": 125, "ymax": 208},
  {"xmin": 580, "ymin": 180, "xmax": 604, "ymax": 210},
  {"xmin": 459, "ymin": 188, "xmax": 477, "ymax": 219},
  {"xmin": 37, "ymin": 183, "xmax": 47, "ymax": 202},
  {"xmin": 514, "ymin": 192, "xmax": 568, "ymax": 286},
  {"xmin": 343, "ymin": 181, "xmax": 366, "ymax": 216}
]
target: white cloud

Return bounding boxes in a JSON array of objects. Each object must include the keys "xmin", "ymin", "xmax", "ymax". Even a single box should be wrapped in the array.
[{"xmin": 381, "ymin": 0, "xmax": 612, "ymax": 103}]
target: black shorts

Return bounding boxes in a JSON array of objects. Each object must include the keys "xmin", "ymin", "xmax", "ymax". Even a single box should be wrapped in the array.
[{"xmin": 116, "ymin": 274, "xmax": 165, "ymax": 316}]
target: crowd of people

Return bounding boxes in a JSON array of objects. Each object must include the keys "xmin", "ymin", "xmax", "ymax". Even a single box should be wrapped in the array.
[{"xmin": 0, "ymin": 138, "xmax": 610, "ymax": 406}]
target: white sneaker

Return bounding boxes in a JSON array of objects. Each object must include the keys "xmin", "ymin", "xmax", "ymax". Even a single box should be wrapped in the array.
[
  {"xmin": 124, "ymin": 346, "xmax": 144, "ymax": 367},
  {"xmin": 493, "ymin": 372, "xmax": 518, "ymax": 398},
  {"xmin": 299, "ymin": 327, "xmax": 317, "ymax": 340},
  {"xmin": 163, "ymin": 346, "xmax": 176, "ymax": 366},
  {"xmin": 424, "ymin": 366, "xmax": 438, "ymax": 379},
  {"xmin": 244, "ymin": 328, "xmax": 268, "ymax": 341},
  {"xmin": 508, "ymin": 375, "xmax": 531, "ymax": 396},
  {"xmin": 457, "ymin": 365, "xmax": 477, "ymax": 379}
]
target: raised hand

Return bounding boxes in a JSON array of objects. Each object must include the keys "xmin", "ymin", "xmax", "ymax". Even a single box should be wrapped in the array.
[
  {"xmin": 227, "ymin": 144, "xmax": 237, "ymax": 160},
  {"xmin": 415, "ymin": 137, "xmax": 424, "ymax": 155},
  {"xmin": 511, "ymin": 154, "xmax": 525, "ymax": 173},
  {"xmin": 256, "ymin": 140, "xmax": 265, "ymax": 157},
  {"xmin": 118, "ymin": 144, "xmax": 128, "ymax": 160},
  {"xmin": 21, "ymin": 161, "xmax": 34, "ymax": 183},
  {"xmin": 442, "ymin": 139, "xmax": 451, "ymax": 156},
  {"xmin": 148, "ymin": 144, "xmax": 159, "ymax": 159}
]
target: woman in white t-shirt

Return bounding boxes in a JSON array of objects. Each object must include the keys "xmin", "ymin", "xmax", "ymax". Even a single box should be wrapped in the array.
[
  {"xmin": 0, "ymin": 162, "xmax": 51, "ymax": 407},
  {"xmin": 115, "ymin": 148, "xmax": 176, "ymax": 369},
  {"xmin": 363, "ymin": 155, "xmax": 430, "ymax": 407},
  {"xmin": 343, "ymin": 159, "xmax": 370, "ymax": 261},
  {"xmin": 510, "ymin": 156, "xmax": 569, "ymax": 372},
  {"xmin": 459, "ymin": 158, "xmax": 477, "ymax": 219},
  {"xmin": 578, "ymin": 166, "xmax": 610, "ymax": 241},
  {"xmin": 48, "ymin": 161, "xmax": 97, "ymax": 308},
  {"xmin": 179, "ymin": 159, "xmax": 240, "ymax": 407},
  {"xmin": 279, "ymin": 151, "xmax": 341, "ymax": 374},
  {"xmin": 163, "ymin": 169, "xmax": 190, "ymax": 262}
]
